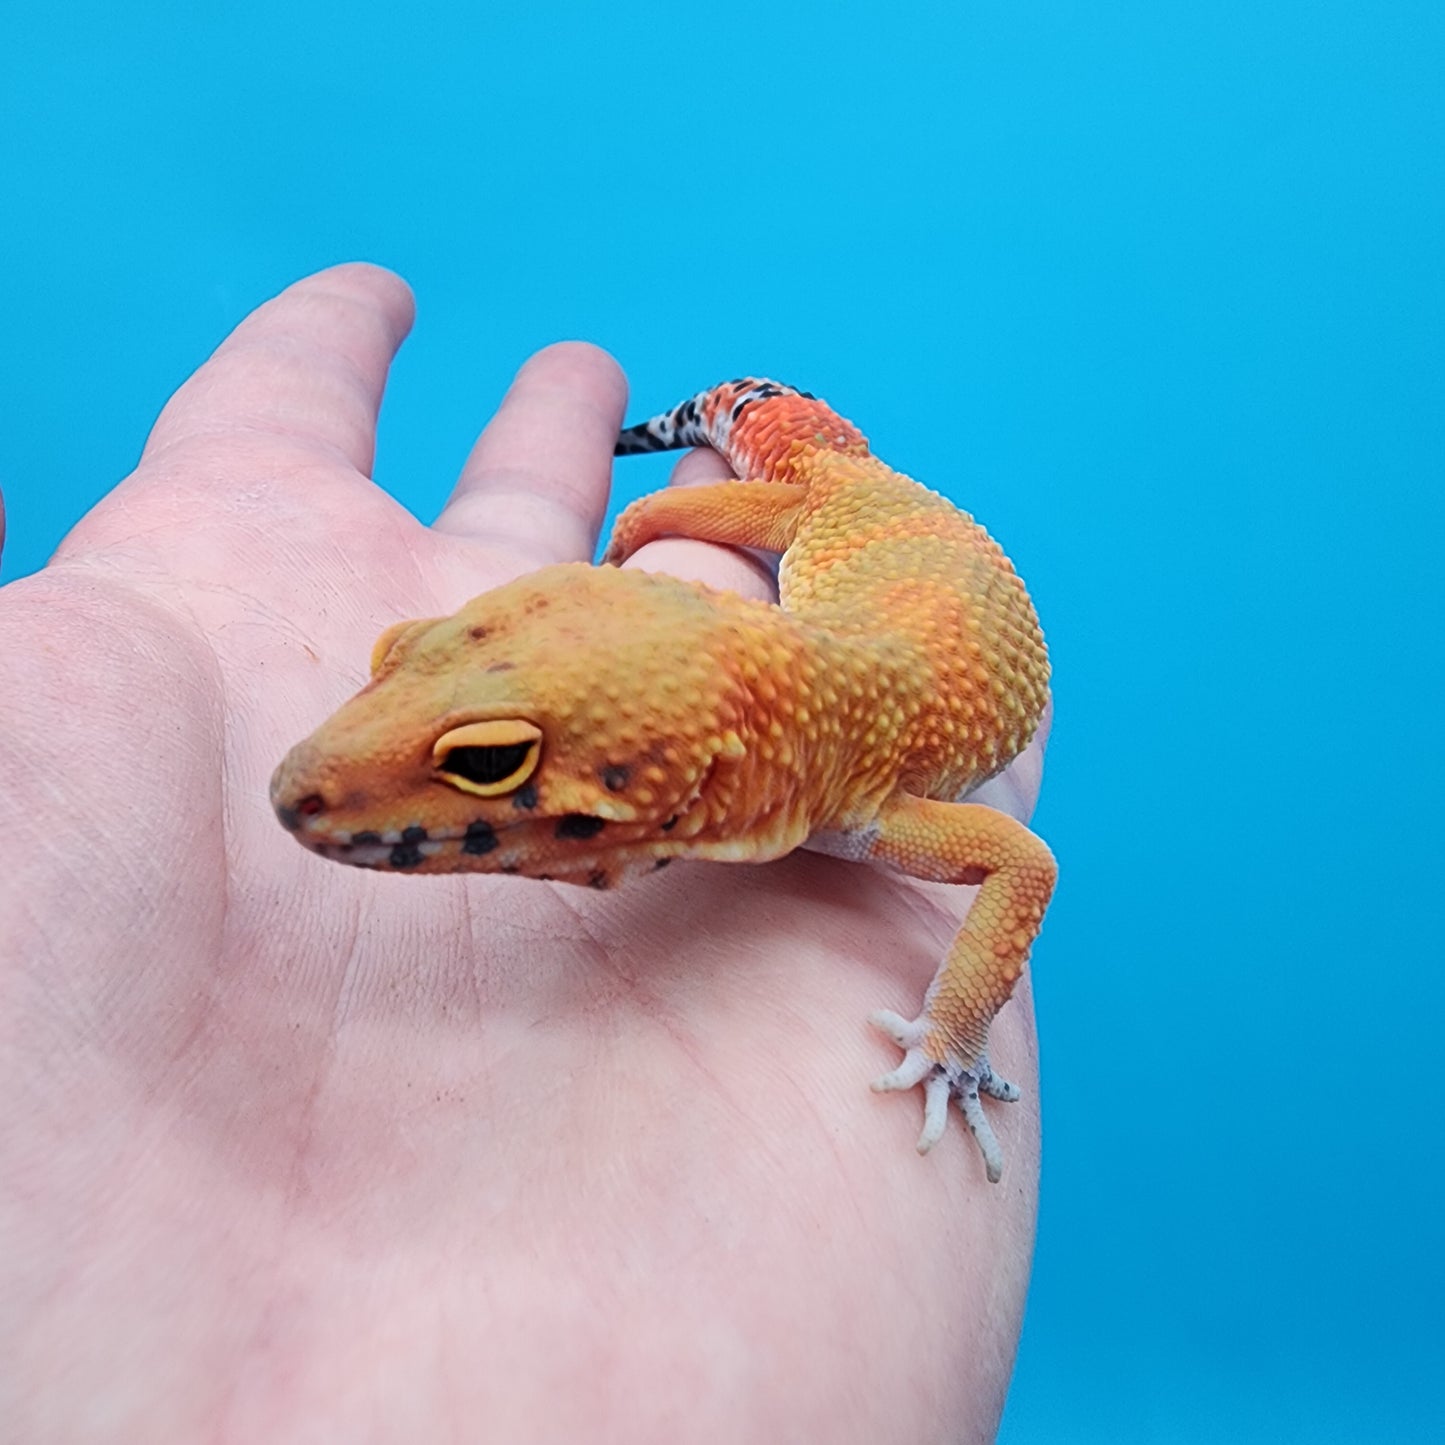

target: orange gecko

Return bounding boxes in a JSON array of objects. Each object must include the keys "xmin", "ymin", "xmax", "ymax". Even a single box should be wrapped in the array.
[{"xmin": 271, "ymin": 379, "xmax": 1056, "ymax": 1180}]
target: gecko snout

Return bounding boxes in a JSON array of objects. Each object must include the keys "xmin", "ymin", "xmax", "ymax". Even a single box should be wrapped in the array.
[{"xmin": 270, "ymin": 742, "xmax": 341, "ymax": 834}]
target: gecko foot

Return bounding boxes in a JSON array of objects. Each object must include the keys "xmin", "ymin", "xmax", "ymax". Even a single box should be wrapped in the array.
[{"xmin": 868, "ymin": 1009, "xmax": 1019, "ymax": 1182}]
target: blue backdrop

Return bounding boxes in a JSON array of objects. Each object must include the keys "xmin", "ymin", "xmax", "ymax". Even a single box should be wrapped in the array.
[{"xmin": 4, "ymin": 3, "xmax": 1441, "ymax": 1438}]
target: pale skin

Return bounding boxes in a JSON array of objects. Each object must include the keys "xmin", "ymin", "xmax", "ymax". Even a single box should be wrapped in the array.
[{"xmin": 0, "ymin": 265, "xmax": 1048, "ymax": 1444}]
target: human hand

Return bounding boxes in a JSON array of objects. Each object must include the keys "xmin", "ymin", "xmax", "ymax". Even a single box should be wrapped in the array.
[{"xmin": 0, "ymin": 265, "xmax": 1044, "ymax": 1443}]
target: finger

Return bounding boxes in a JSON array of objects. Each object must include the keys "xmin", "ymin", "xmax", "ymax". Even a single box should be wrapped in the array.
[
  {"xmin": 620, "ymin": 444, "xmax": 778, "ymax": 604},
  {"xmin": 666, "ymin": 446, "xmax": 735, "ymax": 489},
  {"xmin": 142, "ymin": 263, "xmax": 415, "ymax": 477},
  {"xmin": 433, "ymin": 342, "xmax": 627, "ymax": 567}
]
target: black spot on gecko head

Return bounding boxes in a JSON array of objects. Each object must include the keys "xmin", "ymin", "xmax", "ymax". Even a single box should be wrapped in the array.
[
  {"xmin": 601, "ymin": 765, "xmax": 629, "ymax": 792},
  {"xmin": 462, "ymin": 820, "xmax": 499, "ymax": 856},
  {"xmin": 401, "ymin": 825, "xmax": 428, "ymax": 844},
  {"xmin": 513, "ymin": 781, "xmax": 539, "ymax": 811},
  {"xmin": 390, "ymin": 842, "xmax": 423, "ymax": 869},
  {"xmin": 556, "ymin": 814, "xmax": 606, "ymax": 840}
]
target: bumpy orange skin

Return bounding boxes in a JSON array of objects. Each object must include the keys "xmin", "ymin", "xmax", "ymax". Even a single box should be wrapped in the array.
[{"xmin": 272, "ymin": 382, "xmax": 1056, "ymax": 1173}]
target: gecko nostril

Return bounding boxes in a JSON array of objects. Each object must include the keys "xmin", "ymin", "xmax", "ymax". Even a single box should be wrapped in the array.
[{"xmin": 276, "ymin": 793, "xmax": 327, "ymax": 832}]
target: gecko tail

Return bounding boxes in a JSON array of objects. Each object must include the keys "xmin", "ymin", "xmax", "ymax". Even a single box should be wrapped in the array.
[
  {"xmin": 613, "ymin": 411, "xmax": 709, "ymax": 455},
  {"xmin": 614, "ymin": 379, "xmax": 869, "ymax": 479}
]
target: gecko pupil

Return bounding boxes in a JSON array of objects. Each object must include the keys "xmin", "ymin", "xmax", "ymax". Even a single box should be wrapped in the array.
[{"xmin": 442, "ymin": 743, "xmax": 533, "ymax": 785}]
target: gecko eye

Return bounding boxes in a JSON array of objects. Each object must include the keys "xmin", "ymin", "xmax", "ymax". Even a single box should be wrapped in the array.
[
  {"xmin": 370, "ymin": 618, "xmax": 439, "ymax": 676},
  {"xmin": 432, "ymin": 720, "xmax": 543, "ymax": 797}
]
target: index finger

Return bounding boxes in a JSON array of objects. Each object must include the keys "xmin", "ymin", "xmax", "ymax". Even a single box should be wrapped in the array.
[{"xmin": 142, "ymin": 263, "xmax": 415, "ymax": 477}]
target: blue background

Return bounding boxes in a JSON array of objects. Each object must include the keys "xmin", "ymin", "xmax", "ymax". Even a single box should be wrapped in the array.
[{"xmin": 4, "ymin": 3, "xmax": 1442, "ymax": 1438}]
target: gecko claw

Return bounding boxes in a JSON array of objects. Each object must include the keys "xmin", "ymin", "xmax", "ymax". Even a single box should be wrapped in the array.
[{"xmin": 868, "ymin": 1010, "xmax": 1017, "ymax": 1180}]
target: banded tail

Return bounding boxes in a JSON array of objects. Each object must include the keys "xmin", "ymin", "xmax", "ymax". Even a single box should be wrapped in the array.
[{"xmin": 615, "ymin": 378, "xmax": 870, "ymax": 482}]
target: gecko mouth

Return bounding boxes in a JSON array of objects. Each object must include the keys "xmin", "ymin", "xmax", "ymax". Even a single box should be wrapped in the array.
[
  {"xmin": 298, "ymin": 808, "xmax": 642, "ymax": 889},
  {"xmin": 316, "ymin": 838, "xmax": 443, "ymax": 869},
  {"xmin": 308, "ymin": 819, "xmax": 506, "ymax": 871}
]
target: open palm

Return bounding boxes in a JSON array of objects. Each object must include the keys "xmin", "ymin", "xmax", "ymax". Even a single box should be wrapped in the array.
[{"xmin": 0, "ymin": 265, "xmax": 1045, "ymax": 1444}]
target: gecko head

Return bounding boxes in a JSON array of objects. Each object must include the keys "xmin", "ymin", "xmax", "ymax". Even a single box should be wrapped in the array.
[{"xmin": 270, "ymin": 562, "xmax": 755, "ymax": 884}]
